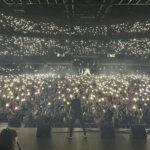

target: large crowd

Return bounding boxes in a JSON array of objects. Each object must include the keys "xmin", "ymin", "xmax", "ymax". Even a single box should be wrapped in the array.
[
  {"xmin": 1, "ymin": 12, "xmax": 150, "ymax": 36},
  {"xmin": 0, "ymin": 11, "xmax": 150, "ymax": 128},
  {"xmin": 0, "ymin": 71, "xmax": 150, "ymax": 127},
  {"xmin": 0, "ymin": 12, "xmax": 150, "ymax": 58},
  {"xmin": 0, "ymin": 36, "xmax": 150, "ymax": 58}
]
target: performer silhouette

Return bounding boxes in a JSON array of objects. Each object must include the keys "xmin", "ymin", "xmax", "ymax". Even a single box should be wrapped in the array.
[{"xmin": 68, "ymin": 93, "xmax": 86, "ymax": 139}]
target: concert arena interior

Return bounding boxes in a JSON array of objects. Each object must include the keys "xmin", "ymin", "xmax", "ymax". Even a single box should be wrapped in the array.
[{"xmin": 0, "ymin": 0, "xmax": 150, "ymax": 150}]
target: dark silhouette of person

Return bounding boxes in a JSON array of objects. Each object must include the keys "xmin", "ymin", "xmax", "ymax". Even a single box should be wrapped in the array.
[
  {"xmin": 104, "ymin": 108, "xmax": 113, "ymax": 123},
  {"xmin": 69, "ymin": 94, "xmax": 86, "ymax": 139},
  {"xmin": 0, "ymin": 128, "xmax": 20, "ymax": 150}
]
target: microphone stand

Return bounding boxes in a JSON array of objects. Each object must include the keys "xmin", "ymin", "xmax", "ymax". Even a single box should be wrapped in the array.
[{"xmin": 17, "ymin": 141, "xmax": 22, "ymax": 150}]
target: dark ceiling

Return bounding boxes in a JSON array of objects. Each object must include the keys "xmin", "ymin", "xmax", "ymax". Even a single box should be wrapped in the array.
[{"xmin": 0, "ymin": 0, "xmax": 150, "ymax": 24}]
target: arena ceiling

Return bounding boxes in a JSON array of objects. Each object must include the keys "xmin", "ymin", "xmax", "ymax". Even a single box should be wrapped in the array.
[{"xmin": 0, "ymin": 0, "xmax": 150, "ymax": 24}]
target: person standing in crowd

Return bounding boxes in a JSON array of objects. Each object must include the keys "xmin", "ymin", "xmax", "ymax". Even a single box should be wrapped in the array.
[
  {"xmin": 68, "ymin": 93, "xmax": 87, "ymax": 140},
  {"xmin": 104, "ymin": 107, "xmax": 114, "ymax": 123},
  {"xmin": 0, "ymin": 128, "xmax": 19, "ymax": 150}
]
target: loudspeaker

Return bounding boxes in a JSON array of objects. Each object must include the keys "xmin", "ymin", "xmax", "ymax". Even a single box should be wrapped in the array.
[
  {"xmin": 131, "ymin": 124, "xmax": 147, "ymax": 139},
  {"xmin": 8, "ymin": 118, "xmax": 21, "ymax": 127},
  {"xmin": 101, "ymin": 123, "xmax": 115, "ymax": 138},
  {"xmin": 36, "ymin": 125, "xmax": 51, "ymax": 138}
]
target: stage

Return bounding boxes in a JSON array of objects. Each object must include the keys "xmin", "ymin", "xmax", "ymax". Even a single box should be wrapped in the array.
[{"xmin": 0, "ymin": 123, "xmax": 150, "ymax": 150}]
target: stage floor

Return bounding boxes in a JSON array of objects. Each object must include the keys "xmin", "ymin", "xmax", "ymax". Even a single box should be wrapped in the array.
[{"xmin": 0, "ymin": 123, "xmax": 150, "ymax": 150}]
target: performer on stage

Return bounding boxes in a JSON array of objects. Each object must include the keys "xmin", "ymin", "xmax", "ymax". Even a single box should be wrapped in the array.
[{"xmin": 68, "ymin": 93, "xmax": 87, "ymax": 139}]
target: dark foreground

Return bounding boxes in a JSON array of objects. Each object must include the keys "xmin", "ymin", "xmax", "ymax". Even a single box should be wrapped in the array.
[{"xmin": 0, "ymin": 124, "xmax": 150, "ymax": 150}]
